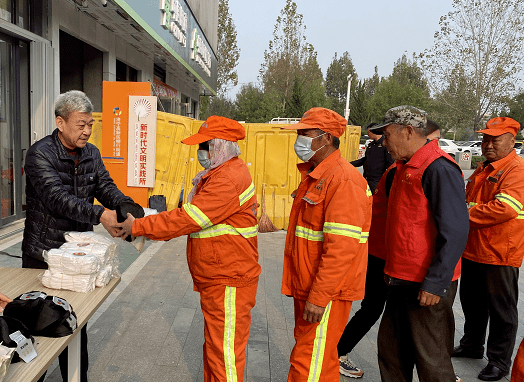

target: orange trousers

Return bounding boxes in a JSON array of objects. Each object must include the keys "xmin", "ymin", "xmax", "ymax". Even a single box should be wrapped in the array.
[
  {"xmin": 288, "ymin": 298, "xmax": 352, "ymax": 382},
  {"xmin": 511, "ymin": 338, "xmax": 524, "ymax": 381},
  {"xmin": 200, "ymin": 282, "xmax": 258, "ymax": 382}
]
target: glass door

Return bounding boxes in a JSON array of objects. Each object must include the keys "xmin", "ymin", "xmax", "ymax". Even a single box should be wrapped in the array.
[{"xmin": 0, "ymin": 31, "xmax": 30, "ymax": 226}]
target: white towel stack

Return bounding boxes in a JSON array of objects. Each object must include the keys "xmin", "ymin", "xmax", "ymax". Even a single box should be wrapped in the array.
[{"xmin": 41, "ymin": 232, "xmax": 120, "ymax": 293}]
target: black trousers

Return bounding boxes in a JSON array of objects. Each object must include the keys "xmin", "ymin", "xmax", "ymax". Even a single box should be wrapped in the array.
[
  {"xmin": 377, "ymin": 280, "xmax": 458, "ymax": 382},
  {"xmin": 338, "ymin": 255, "xmax": 387, "ymax": 356},
  {"xmin": 23, "ymin": 255, "xmax": 89, "ymax": 382},
  {"xmin": 458, "ymin": 258, "xmax": 519, "ymax": 372}
]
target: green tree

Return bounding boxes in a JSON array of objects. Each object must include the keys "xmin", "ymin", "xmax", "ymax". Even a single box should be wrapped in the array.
[
  {"xmin": 286, "ymin": 75, "xmax": 306, "ymax": 118},
  {"xmin": 235, "ymin": 83, "xmax": 280, "ymax": 123},
  {"xmin": 501, "ymin": 91, "xmax": 524, "ymax": 127},
  {"xmin": 420, "ymin": 0, "xmax": 524, "ymax": 131},
  {"xmin": 201, "ymin": 96, "xmax": 236, "ymax": 120},
  {"xmin": 325, "ymin": 52, "xmax": 357, "ymax": 117},
  {"xmin": 259, "ymin": 0, "xmax": 324, "ymax": 115},
  {"xmin": 367, "ymin": 55, "xmax": 432, "ymax": 122},
  {"xmin": 216, "ymin": 0, "xmax": 240, "ymax": 96},
  {"xmin": 349, "ymin": 80, "xmax": 373, "ymax": 127}
]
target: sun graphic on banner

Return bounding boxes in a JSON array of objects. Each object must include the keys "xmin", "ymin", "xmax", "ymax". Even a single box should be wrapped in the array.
[{"xmin": 133, "ymin": 99, "xmax": 152, "ymax": 120}]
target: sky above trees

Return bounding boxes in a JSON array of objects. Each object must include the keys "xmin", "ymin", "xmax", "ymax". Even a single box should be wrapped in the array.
[{"xmin": 227, "ymin": 0, "xmax": 454, "ymax": 97}]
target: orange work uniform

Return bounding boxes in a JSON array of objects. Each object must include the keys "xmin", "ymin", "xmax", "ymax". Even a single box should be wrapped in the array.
[
  {"xmin": 463, "ymin": 150, "xmax": 524, "ymax": 266},
  {"xmin": 282, "ymin": 150, "xmax": 372, "ymax": 382},
  {"xmin": 133, "ymin": 157, "xmax": 260, "ymax": 382}
]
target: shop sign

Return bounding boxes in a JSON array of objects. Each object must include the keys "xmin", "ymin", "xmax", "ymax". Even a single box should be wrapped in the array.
[
  {"xmin": 160, "ymin": 0, "xmax": 187, "ymax": 47},
  {"xmin": 128, "ymin": 96, "xmax": 157, "ymax": 188},
  {"xmin": 190, "ymin": 29, "xmax": 212, "ymax": 77}
]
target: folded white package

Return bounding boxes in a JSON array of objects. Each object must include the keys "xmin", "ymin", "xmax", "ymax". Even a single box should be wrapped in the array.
[
  {"xmin": 41, "ymin": 232, "xmax": 120, "ymax": 292},
  {"xmin": 41, "ymin": 271, "xmax": 97, "ymax": 293},
  {"xmin": 43, "ymin": 247, "xmax": 101, "ymax": 275},
  {"xmin": 64, "ymin": 231, "xmax": 120, "ymax": 279}
]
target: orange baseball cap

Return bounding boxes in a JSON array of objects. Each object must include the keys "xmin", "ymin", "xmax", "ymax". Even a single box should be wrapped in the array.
[
  {"xmin": 281, "ymin": 107, "xmax": 347, "ymax": 138},
  {"xmin": 478, "ymin": 117, "xmax": 520, "ymax": 137},
  {"xmin": 181, "ymin": 116, "xmax": 245, "ymax": 145}
]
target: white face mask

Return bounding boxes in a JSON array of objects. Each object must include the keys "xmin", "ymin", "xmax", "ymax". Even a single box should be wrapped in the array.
[
  {"xmin": 294, "ymin": 133, "xmax": 326, "ymax": 162},
  {"xmin": 197, "ymin": 150, "xmax": 211, "ymax": 169}
]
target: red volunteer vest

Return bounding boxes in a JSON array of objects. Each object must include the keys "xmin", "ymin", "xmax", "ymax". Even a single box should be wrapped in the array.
[
  {"xmin": 368, "ymin": 164, "xmax": 396, "ymax": 260},
  {"xmin": 384, "ymin": 140, "xmax": 461, "ymax": 283}
]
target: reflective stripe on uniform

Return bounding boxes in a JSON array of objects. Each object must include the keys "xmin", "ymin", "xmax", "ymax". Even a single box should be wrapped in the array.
[
  {"xmin": 495, "ymin": 193, "xmax": 523, "ymax": 214},
  {"xmin": 359, "ymin": 231, "xmax": 369, "ymax": 243},
  {"xmin": 323, "ymin": 222, "xmax": 362, "ymax": 240},
  {"xmin": 366, "ymin": 185, "xmax": 372, "ymax": 197},
  {"xmin": 223, "ymin": 286, "xmax": 238, "ymax": 382},
  {"xmin": 183, "ymin": 203, "xmax": 213, "ymax": 229},
  {"xmin": 517, "ymin": 211, "xmax": 524, "ymax": 220},
  {"xmin": 295, "ymin": 226, "xmax": 324, "ymax": 242},
  {"xmin": 190, "ymin": 224, "xmax": 258, "ymax": 239},
  {"xmin": 468, "ymin": 202, "xmax": 478, "ymax": 208},
  {"xmin": 239, "ymin": 182, "xmax": 255, "ymax": 206},
  {"xmin": 307, "ymin": 301, "xmax": 332, "ymax": 382}
]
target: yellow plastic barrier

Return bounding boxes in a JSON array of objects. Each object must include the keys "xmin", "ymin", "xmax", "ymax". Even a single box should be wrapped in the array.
[{"xmin": 90, "ymin": 113, "xmax": 360, "ymax": 230}]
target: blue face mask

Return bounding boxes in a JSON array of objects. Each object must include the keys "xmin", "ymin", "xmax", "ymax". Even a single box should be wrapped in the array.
[
  {"xmin": 197, "ymin": 150, "xmax": 211, "ymax": 169},
  {"xmin": 294, "ymin": 133, "xmax": 326, "ymax": 162}
]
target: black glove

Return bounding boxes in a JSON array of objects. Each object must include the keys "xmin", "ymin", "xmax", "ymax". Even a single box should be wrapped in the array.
[{"xmin": 116, "ymin": 201, "xmax": 145, "ymax": 242}]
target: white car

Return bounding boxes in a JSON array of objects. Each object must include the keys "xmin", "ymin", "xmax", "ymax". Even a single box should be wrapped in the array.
[
  {"xmin": 459, "ymin": 141, "xmax": 482, "ymax": 156},
  {"xmin": 514, "ymin": 142, "xmax": 523, "ymax": 155},
  {"xmin": 438, "ymin": 139, "xmax": 462, "ymax": 158}
]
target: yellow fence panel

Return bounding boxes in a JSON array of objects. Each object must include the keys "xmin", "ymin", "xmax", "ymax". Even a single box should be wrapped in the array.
[
  {"xmin": 90, "ymin": 113, "xmax": 360, "ymax": 230},
  {"xmin": 89, "ymin": 113, "xmax": 103, "ymax": 149},
  {"xmin": 149, "ymin": 112, "xmax": 193, "ymax": 211}
]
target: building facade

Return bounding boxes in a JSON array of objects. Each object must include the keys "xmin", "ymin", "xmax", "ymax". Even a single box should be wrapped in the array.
[{"xmin": 0, "ymin": 0, "xmax": 218, "ymax": 232}]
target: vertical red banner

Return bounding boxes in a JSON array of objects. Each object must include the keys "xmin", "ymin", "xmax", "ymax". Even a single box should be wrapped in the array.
[{"xmin": 102, "ymin": 81, "xmax": 151, "ymax": 207}]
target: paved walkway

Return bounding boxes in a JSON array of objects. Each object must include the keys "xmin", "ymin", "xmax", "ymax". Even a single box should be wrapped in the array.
[{"xmin": 1, "ymin": 225, "xmax": 521, "ymax": 381}]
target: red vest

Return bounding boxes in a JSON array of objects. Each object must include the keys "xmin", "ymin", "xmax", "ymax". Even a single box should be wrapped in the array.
[
  {"xmin": 368, "ymin": 164, "xmax": 396, "ymax": 260},
  {"xmin": 384, "ymin": 140, "xmax": 461, "ymax": 283}
]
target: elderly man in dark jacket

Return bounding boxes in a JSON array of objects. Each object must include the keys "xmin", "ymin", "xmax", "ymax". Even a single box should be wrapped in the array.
[{"xmin": 23, "ymin": 90, "xmax": 134, "ymax": 382}]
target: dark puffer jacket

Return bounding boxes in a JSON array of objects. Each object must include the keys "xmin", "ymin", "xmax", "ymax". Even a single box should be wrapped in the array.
[{"xmin": 22, "ymin": 129, "xmax": 133, "ymax": 262}]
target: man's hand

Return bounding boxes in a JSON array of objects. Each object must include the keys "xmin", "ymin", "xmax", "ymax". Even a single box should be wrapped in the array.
[
  {"xmin": 100, "ymin": 210, "xmax": 121, "ymax": 237},
  {"xmin": 0, "ymin": 292, "xmax": 12, "ymax": 311},
  {"xmin": 303, "ymin": 301, "xmax": 326, "ymax": 324},
  {"xmin": 113, "ymin": 213, "xmax": 135, "ymax": 241},
  {"xmin": 418, "ymin": 290, "xmax": 441, "ymax": 306}
]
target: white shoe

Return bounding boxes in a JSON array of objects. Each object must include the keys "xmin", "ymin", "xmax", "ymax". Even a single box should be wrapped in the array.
[{"xmin": 339, "ymin": 354, "xmax": 364, "ymax": 378}]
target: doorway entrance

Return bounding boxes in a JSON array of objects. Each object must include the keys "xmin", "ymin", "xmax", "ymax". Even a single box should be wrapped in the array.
[{"xmin": 0, "ymin": 31, "xmax": 30, "ymax": 227}]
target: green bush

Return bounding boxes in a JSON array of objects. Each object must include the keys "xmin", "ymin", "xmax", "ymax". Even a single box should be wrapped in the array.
[{"xmin": 471, "ymin": 155, "xmax": 486, "ymax": 169}]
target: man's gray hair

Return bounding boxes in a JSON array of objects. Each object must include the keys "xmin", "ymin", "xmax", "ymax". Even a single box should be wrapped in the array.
[{"xmin": 54, "ymin": 90, "xmax": 93, "ymax": 120}]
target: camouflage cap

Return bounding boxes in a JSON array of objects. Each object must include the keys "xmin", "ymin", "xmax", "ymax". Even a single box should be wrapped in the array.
[{"xmin": 369, "ymin": 105, "xmax": 427, "ymax": 131}]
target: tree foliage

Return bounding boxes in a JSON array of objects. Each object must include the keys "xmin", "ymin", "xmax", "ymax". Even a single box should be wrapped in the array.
[
  {"xmin": 259, "ymin": 0, "xmax": 324, "ymax": 115},
  {"xmin": 216, "ymin": 0, "xmax": 240, "ymax": 96},
  {"xmin": 325, "ymin": 52, "xmax": 357, "ymax": 117},
  {"xmin": 419, "ymin": 0, "xmax": 524, "ymax": 131},
  {"xmin": 234, "ymin": 84, "xmax": 280, "ymax": 123},
  {"xmin": 200, "ymin": 96, "xmax": 236, "ymax": 120},
  {"xmin": 367, "ymin": 55, "xmax": 433, "ymax": 122},
  {"xmin": 501, "ymin": 91, "xmax": 524, "ymax": 128}
]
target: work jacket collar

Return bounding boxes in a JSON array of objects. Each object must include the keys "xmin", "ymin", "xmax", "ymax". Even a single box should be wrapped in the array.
[
  {"xmin": 297, "ymin": 149, "xmax": 341, "ymax": 180},
  {"xmin": 482, "ymin": 149, "xmax": 517, "ymax": 172}
]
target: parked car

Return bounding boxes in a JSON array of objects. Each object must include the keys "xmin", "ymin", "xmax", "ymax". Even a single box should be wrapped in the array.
[
  {"xmin": 438, "ymin": 139, "xmax": 461, "ymax": 158},
  {"xmin": 459, "ymin": 141, "xmax": 482, "ymax": 156},
  {"xmin": 514, "ymin": 141, "xmax": 522, "ymax": 155}
]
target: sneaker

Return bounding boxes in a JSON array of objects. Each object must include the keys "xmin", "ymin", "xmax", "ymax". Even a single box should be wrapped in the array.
[
  {"xmin": 456, "ymin": 374, "xmax": 463, "ymax": 382},
  {"xmin": 339, "ymin": 354, "xmax": 364, "ymax": 378}
]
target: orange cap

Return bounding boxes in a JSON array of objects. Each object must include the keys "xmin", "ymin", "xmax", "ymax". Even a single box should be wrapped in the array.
[
  {"xmin": 181, "ymin": 116, "xmax": 245, "ymax": 145},
  {"xmin": 281, "ymin": 107, "xmax": 347, "ymax": 138},
  {"xmin": 478, "ymin": 117, "xmax": 520, "ymax": 137}
]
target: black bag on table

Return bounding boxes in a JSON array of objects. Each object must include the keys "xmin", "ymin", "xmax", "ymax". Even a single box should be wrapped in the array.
[
  {"xmin": 3, "ymin": 291, "xmax": 77, "ymax": 338},
  {"xmin": 0, "ymin": 316, "xmax": 34, "ymax": 363}
]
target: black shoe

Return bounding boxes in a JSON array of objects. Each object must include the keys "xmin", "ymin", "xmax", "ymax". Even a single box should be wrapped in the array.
[
  {"xmin": 451, "ymin": 345, "xmax": 484, "ymax": 359},
  {"xmin": 478, "ymin": 364, "xmax": 508, "ymax": 381}
]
